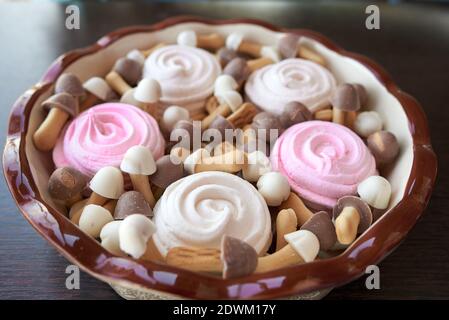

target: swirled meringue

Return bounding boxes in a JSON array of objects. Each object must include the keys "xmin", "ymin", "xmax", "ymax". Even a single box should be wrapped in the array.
[
  {"xmin": 143, "ymin": 45, "xmax": 221, "ymax": 115},
  {"xmin": 53, "ymin": 103, "xmax": 165, "ymax": 177},
  {"xmin": 245, "ymin": 58, "xmax": 337, "ymax": 114},
  {"xmin": 271, "ymin": 121, "xmax": 376, "ymax": 209},
  {"xmin": 153, "ymin": 171, "xmax": 272, "ymax": 257}
]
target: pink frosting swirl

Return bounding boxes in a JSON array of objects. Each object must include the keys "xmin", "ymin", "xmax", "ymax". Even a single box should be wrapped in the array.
[
  {"xmin": 143, "ymin": 45, "xmax": 221, "ymax": 115},
  {"xmin": 271, "ymin": 121, "xmax": 376, "ymax": 209},
  {"xmin": 53, "ymin": 103, "xmax": 165, "ymax": 177},
  {"xmin": 245, "ymin": 58, "xmax": 336, "ymax": 114}
]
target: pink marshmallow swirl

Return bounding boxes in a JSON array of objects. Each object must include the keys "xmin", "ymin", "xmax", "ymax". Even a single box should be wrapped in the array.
[
  {"xmin": 271, "ymin": 121, "xmax": 377, "ymax": 209},
  {"xmin": 245, "ymin": 58, "xmax": 337, "ymax": 114},
  {"xmin": 143, "ymin": 45, "xmax": 221, "ymax": 115},
  {"xmin": 53, "ymin": 103, "xmax": 165, "ymax": 178}
]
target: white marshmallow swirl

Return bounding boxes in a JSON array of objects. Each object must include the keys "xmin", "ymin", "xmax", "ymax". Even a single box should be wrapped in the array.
[
  {"xmin": 153, "ymin": 171, "xmax": 272, "ymax": 257},
  {"xmin": 143, "ymin": 45, "xmax": 221, "ymax": 115},
  {"xmin": 245, "ymin": 58, "xmax": 337, "ymax": 114}
]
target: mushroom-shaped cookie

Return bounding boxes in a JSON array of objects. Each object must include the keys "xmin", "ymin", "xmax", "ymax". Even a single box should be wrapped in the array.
[
  {"xmin": 357, "ymin": 175, "xmax": 392, "ymax": 210},
  {"xmin": 106, "ymin": 57, "xmax": 141, "ymax": 95},
  {"xmin": 333, "ymin": 196, "xmax": 373, "ymax": 245},
  {"xmin": 166, "ymin": 236, "xmax": 258, "ymax": 279},
  {"xmin": 149, "ymin": 155, "xmax": 184, "ymax": 191},
  {"xmin": 119, "ymin": 214, "xmax": 157, "ymax": 259},
  {"xmin": 170, "ymin": 119, "xmax": 197, "ymax": 151},
  {"xmin": 33, "ymin": 93, "xmax": 78, "ymax": 151},
  {"xmin": 216, "ymin": 47, "xmax": 239, "ymax": 68},
  {"xmin": 300, "ymin": 211, "xmax": 337, "ymax": 251},
  {"xmin": 182, "ymin": 148, "xmax": 207, "ymax": 174},
  {"xmin": 55, "ymin": 73, "xmax": 85, "ymax": 99},
  {"xmin": 201, "ymin": 90, "xmax": 243, "ymax": 129},
  {"xmin": 69, "ymin": 199, "xmax": 88, "ymax": 222},
  {"xmin": 330, "ymin": 83, "xmax": 361, "ymax": 127},
  {"xmin": 279, "ymin": 192, "xmax": 314, "ymax": 227},
  {"xmin": 222, "ymin": 57, "xmax": 251, "ymax": 87},
  {"xmin": 79, "ymin": 204, "xmax": 114, "ymax": 238},
  {"xmin": 126, "ymin": 49, "xmax": 146, "ymax": 67},
  {"xmin": 251, "ymin": 112, "xmax": 284, "ymax": 143},
  {"xmin": 211, "ymin": 141, "xmax": 235, "ymax": 156},
  {"xmin": 226, "ymin": 33, "xmax": 280, "ymax": 60},
  {"xmin": 48, "ymin": 167, "xmax": 88, "ymax": 207},
  {"xmin": 278, "ymin": 33, "xmax": 326, "ymax": 66},
  {"xmin": 120, "ymin": 145, "xmax": 157, "ymax": 207},
  {"xmin": 275, "ymin": 209, "xmax": 298, "ymax": 251},
  {"xmin": 205, "ymin": 95, "xmax": 220, "ymax": 114},
  {"xmin": 80, "ymin": 77, "xmax": 115, "ymax": 111},
  {"xmin": 214, "ymin": 74, "xmax": 238, "ymax": 95},
  {"xmin": 100, "ymin": 220, "xmax": 125, "ymax": 256},
  {"xmin": 367, "ymin": 131, "xmax": 400, "ymax": 166},
  {"xmin": 313, "ymin": 108, "xmax": 333, "ymax": 121},
  {"xmin": 119, "ymin": 89, "xmax": 144, "ymax": 109},
  {"xmin": 279, "ymin": 102, "xmax": 312, "ymax": 128},
  {"xmin": 354, "ymin": 111, "xmax": 383, "ymax": 138},
  {"xmin": 207, "ymin": 115, "xmax": 235, "ymax": 143},
  {"xmin": 221, "ymin": 236, "xmax": 258, "ymax": 279},
  {"xmin": 187, "ymin": 146, "xmax": 245, "ymax": 174},
  {"xmin": 247, "ymin": 56, "xmax": 276, "ymax": 72},
  {"xmin": 71, "ymin": 167, "xmax": 124, "ymax": 225},
  {"xmin": 88, "ymin": 166, "xmax": 124, "ymax": 205},
  {"xmin": 354, "ymin": 83, "xmax": 368, "ymax": 106},
  {"xmin": 167, "ymin": 229, "xmax": 319, "ymax": 275},
  {"xmin": 134, "ymin": 78, "xmax": 163, "ymax": 119},
  {"xmin": 256, "ymin": 229, "xmax": 320, "ymax": 273},
  {"xmin": 242, "ymin": 150, "xmax": 272, "ymax": 182},
  {"xmin": 257, "ymin": 172, "xmax": 290, "ymax": 206},
  {"xmin": 177, "ymin": 30, "xmax": 225, "ymax": 51},
  {"xmin": 161, "ymin": 106, "xmax": 190, "ymax": 134},
  {"xmin": 226, "ymin": 102, "xmax": 258, "ymax": 129},
  {"xmin": 114, "ymin": 191, "xmax": 153, "ymax": 220},
  {"xmin": 103, "ymin": 199, "xmax": 118, "ymax": 215}
]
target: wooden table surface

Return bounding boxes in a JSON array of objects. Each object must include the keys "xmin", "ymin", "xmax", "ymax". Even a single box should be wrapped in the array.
[{"xmin": 1, "ymin": 1, "xmax": 448, "ymax": 300}]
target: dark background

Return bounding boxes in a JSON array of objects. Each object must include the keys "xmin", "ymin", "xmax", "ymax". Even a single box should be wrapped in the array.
[{"xmin": 1, "ymin": 0, "xmax": 448, "ymax": 299}]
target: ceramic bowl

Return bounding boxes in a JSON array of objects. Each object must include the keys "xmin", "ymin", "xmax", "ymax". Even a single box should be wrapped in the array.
[{"xmin": 3, "ymin": 17, "xmax": 437, "ymax": 300}]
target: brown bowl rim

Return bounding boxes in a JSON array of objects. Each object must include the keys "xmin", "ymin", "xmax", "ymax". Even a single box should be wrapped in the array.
[{"xmin": 3, "ymin": 16, "xmax": 438, "ymax": 300}]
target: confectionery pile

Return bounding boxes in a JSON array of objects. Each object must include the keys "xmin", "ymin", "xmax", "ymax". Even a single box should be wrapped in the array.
[{"xmin": 37, "ymin": 30, "xmax": 400, "ymax": 279}]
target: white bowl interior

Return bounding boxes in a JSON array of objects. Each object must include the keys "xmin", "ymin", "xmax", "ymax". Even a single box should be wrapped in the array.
[{"xmin": 25, "ymin": 22, "xmax": 413, "ymax": 227}]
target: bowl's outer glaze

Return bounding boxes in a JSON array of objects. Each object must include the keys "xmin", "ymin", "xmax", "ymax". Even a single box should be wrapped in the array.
[{"xmin": 3, "ymin": 17, "xmax": 437, "ymax": 300}]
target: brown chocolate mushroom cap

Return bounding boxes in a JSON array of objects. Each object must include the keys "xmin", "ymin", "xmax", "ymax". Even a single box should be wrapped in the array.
[
  {"xmin": 223, "ymin": 57, "xmax": 251, "ymax": 87},
  {"xmin": 221, "ymin": 235, "xmax": 258, "ymax": 279},
  {"xmin": 333, "ymin": 196, "xmax": 373, "ymax": 233},
  {"xmin": 207, "ymin": 115, "xmax": 235, "ymax": 140},
  {"xmin": 114, "ymin": 191, "xmax": 152, "ymax": 219},
  {"xmin": 278, "ymin": 34, "xmax": 300, "ymax": 59},
  {"xmin": 171, "ymin": 119, "xmax": 196, "ymax": 150},
  {"xmin": 353, "ymin": 83, "xmax": 368, "ymax": 107},
  {"xmin": 300, "ymin": 211, "xmax": 337, "ymax": 251},
  {"xmin": 55, "ymin": 73, "xmax": 85, "ymax": 98},
  {"xmin": 330, "ymin": 83, "xmax": 361, "ymax": 112},
  {"xmin": 251, "ymin": 112, "xmax": 284, "ymax": 143},
  {"xmin": 279, "ymin": 101, "xmax": 312, "ymax": 127},
  {"xmin": 367, "ymin": 130, "xmax": 400, "ymax": 165},
  {"xmin": 217, "ymin": 48, "xmax": 239, "ymax": 68},
  {"xmin": 113, "ymin": 57, "xmax": 142, "ymax": 86},
  {"xmin": 149, "ymin": 155, "xmax": 184, "ymax": 189},
  {"xmin": 48, "ymin": 167, "xmax": 88, "ymax": 201},
  {"xmin": 42, "ymin": 92, "xmax": 79, "ymax": 117}
]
